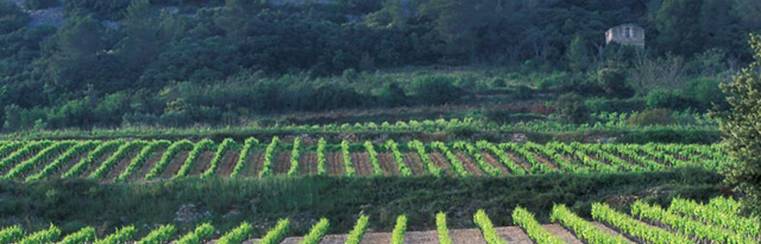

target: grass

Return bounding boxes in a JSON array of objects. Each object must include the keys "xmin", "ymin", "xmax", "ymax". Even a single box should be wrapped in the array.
[{"xmin": 0, "ymin": 168, "xmax": 723, "ymax": 236}]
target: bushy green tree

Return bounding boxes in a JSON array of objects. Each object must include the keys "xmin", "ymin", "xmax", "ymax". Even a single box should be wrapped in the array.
[
  {"xmin": 554, "ymin": 93, "xmax": 589, "ymax": 124},
  {"xmin": 719, "ymin": 34, "xmax": 761, "ymax": 215}
]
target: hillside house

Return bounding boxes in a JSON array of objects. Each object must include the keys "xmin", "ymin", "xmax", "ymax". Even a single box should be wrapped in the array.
[{"xmin": 605, "ymin": 24, "xmax": 645, "ymax": 48}]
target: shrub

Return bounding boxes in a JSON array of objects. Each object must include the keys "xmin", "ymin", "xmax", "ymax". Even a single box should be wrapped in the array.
[
  {"xmin": 554, "ymin": 93, "xmax": 589, "ymax": 124},
  {"xmin": 24, "ymin": 0, "xmax": 60, "ymax": 10},
  {"xmin": 410, "ymin": 76, "xmax": 464, "ymax": 105},
  {"xmin": 645, "ymin": 89, "xmax": 691, "ymax": 110},
  {"xmin": 596, "ymin": 68, "xmax": 635, "ymax": 98},
  {"xmin": 626, "ymin": 109, "xmax": 675, "ymax": 126}
]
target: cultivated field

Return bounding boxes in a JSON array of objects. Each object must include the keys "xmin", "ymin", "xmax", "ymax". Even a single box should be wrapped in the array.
[
  {"xmin": 0, "ymin": 197, "xmax": 756, "ymax": 243},
  {"xmin": 0, "ymin": 138, "xmax": 728, "ymax": 182}
]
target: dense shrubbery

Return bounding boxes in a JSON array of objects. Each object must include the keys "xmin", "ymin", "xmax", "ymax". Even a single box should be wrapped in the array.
[{"xmin": 0, "ymin": 0, "xmax": 747, "ymax": 130}]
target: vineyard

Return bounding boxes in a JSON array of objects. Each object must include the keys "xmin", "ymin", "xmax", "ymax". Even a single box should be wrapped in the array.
[
  {"xmin": 0, "ymin": 197, "xmax": 757, "ymax": 243},
  {"xmin": 0, "ymin": 138, "xmax": 730, "ymax": 182}
]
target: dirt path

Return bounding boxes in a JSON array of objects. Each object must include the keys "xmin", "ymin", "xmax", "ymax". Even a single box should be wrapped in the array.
[
  {"xmin": 300, "ymin": 152, "xmax": 317, "ymax": 176},
  {"xmin": 160, "ymin": 151, "xmax": 189, "ymax": 178},
  {"xmin": 455, "ymin": 151, "xmax": 484, "ymax": 176},
  {"xmin": 217, "ymin": 150, "xmax": 240, "ymax": 177},
  {"xmin": 593, "ymin": 222, "xmax": 634, "ymax": 243},
  {"xmin": 377, "ymin": 153, "xmax": 398, "ymax": 176},
  {"xmin": 327, "ymin": 152, "xmax": 344, "ymax": 176},
  {"xmin": 403, "ymin": 153, "xmax": 426, "ymax": 176},
  {"xmin": 481, "ymin": 152, "xmax": 510, "ymax": 176},
  {"xmin": 188, "ymin": 151, "xmax": 215, "ymax": 176},
  {"xmin": 429, "ymin": 152, "xmax": 453, "ymax": 176},
  {"xmin": 351, "ymin": 152, "xmax": 372, "ymax": 176},
  {"xmin": 130, "ymin": 151, "xmax": 163, "ymax": 181},
  {"xmin": 505, "ymin": 151, "xmax": 533, "ymax": 172}
]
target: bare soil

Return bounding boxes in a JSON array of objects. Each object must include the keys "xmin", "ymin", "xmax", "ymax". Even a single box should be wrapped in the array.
[
  {"xmin": 327, "ymin": 152, "xmax": 344, "ymax": 176},
  {"xmin": 216, "ymin": 150, "xmax": 240, "ymax": 177},
  {"xmin": 455, "ymin": 151, "xmax": 484, "ymax": 176},
  {"xmin": 274, "ymin": 152, "xmax": 291, "ymax": 176},
  {"xmin": 103, "ymin": 147, "xmax": 142, "ymax": 182},
  {"xmin": 481, "ymin": 152, "xmax": 510, "ymax": 176},
  {"xmin": 351, "ymin": 152, "xmax": 372, "ymax": 176},
  {"xmin": 543, "ymin": 224, "xmax": 583, "ymax": 244},
  {"xmin": 299, "ymin": 152, "xmax": 317, "ymax": 176},
  {"xmin": 243, "ymin": 151, "xmax": 265, "ymax": 177},
  {"xmin": 377, "ymin": 153, "xmax": 399, "ymax": 176},
  {"xmin": 160, "ymin": 151, "xmax": 189, "ymax": 178},
  {"xmin": 403, "ymin": 153, "xmax": 426, "ymax": 176},
  {"xmin": 130, "ymin": 150, "xmax": 163, "ymax": 181},
  {"xmin": 428, "ymin": 152, "xmax": 453, "ymax": 176},
  {"xmin": 188, "ymin": 151, "xmax": 215, "ymax": 176}
]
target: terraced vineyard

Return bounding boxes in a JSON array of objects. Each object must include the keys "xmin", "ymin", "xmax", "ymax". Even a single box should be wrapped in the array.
[
  {"xmin": 0, "ymin": 197, "xmax": 756, "ymax": 243},
  {"xmin": 0, "ymin": 138, "xmax": 730, "ymax": 182}
]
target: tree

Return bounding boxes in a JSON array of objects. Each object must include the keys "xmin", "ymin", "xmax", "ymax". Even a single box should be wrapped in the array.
[
  {"xmin": 118, "ymin": 0, "xmax": 161, "ymax": 77},
  {"xmin": 719, "ymin": 34, "xmax": 761, "ymax": 215},
  {"xmin": 566, "ymin": 35, "xmax": 590, "ymax": 72},
  {"xmin": 653, "ymin": 0, "xmax": 703, "ymax": 56},
  {"xmin": 554, "ymin": 93, "xmax": 589, "ymax": 124},
  {"xmin": 46, "ymin": 14, "xmax": 104, "ymax": 91}
]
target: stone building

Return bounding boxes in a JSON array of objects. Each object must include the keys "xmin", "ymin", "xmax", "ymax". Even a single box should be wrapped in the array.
[{"xmin": 605, "ymin": 24, "xmax": 645, "ymax": 48}]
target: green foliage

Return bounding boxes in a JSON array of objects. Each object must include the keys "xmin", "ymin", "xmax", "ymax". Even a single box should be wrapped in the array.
[
  {"xmin": 59, "ymin": 227, "xmax": 97, "ymax": 244},
  {"xmin": 176, "ymin": 223, "xmax": 214, "ymax": 244},
  {"xmin": 24, "ymin": 0, "xmax": 59, "ymax": 10},
  {"xmin": 554, "ymin": 93, "xmax": 590, "ymax": 124},
  {"xmin": 345, "ymin": 215, "xmax": 370, "ymax": 244},
  {"xmin": 567, "ymin": 35, "xmax": 590, "ymax": 72},
  {"xmin": 136, "ymin": 225, "xmax": 176, "ymax": 244},
  {"xmin": 596, "ymin": 68, "xmax": 634, "ymax": 98},
  {"xmin": 719, "ymin": 33, "xmax": 761, "ymax": 216},
  {"xmin": 259, "ymin": 219, "xmax": 289, "ymax": 244},
  {"xmin": 473, "ymin": 210, "xmax": 504, "ymax": 244},
  {"xmin": 435, "ymin": 212, "xmax": 452, "ymax": 244},
  {"xmin": 0, "ymin": 225, "xmax": 24, "ymax": 243},
  {"xmin": 0, "ymin": 2, "xmax": 28, "ymax": 34},
  {"xmin": 217, "ymin": 222, "xmax": 253, "ymax": 244},
  {"xmin": 410, "ymin": 76, "xmax": 464, "ymax": 105},
  {"xmin": 391, "ymin": 215, "xmax": 407, "ymax": 244},
  {"xmin": 94, "ymin": 225, "xmax": 136, "ymax": 244},
  {"xmin": 302, "ymin": 218, "xmax": 330, "ymax": 244},
  {"xmin": 512, "ymin": 207, "xmax": 564, "ymax": 244},
  {"xmin": 18, "ymin": 224, "xmax": 61, "ymax": 244}
]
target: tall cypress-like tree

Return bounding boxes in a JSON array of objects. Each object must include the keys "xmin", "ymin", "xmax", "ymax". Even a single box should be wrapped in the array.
[
  {"xmin": 653, "ymin": 0, "xmax": 703, "ymax": 56},
  {"xmin": 566, "ymin": 35, "xmax": 590, "ymax": 72},
  {"xmin": 719, "ymin": 34, "xmax": 761, "ymax": 215}
]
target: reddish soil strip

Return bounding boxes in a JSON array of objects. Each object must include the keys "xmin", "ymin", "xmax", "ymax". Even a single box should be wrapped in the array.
[
  {"xmin": 532, "ymin": 152, "xmax": 560, "ymax": 170},
  {"xmin": 378, "ymin": 153, "xmax": 399, "ymax": 176},
  {"xmin": 299, "ymin": 152, "xmax": 318, "ymax": 176},
  {"xmin": 160, "ymin": 151, "xmax": 189, "ymax": 178},
  {"xmin": 504, "ymin": 151, "xmax": 532, "ymax": 171},
  {"xmin": 495, "ymin": 226, "xmax": 532, "ymax": 243},
  {"xmin": 188, "ymin": 151, "xmax": 215, "ymax": 176},
  {"xmin": 352, "ymin": 152, "xmax": 373, "ymax": 176},
  {"xmin": 216, "ymin": 150, "xmax": 240, "ymax": 177},
  {"xmin": 20, "ymin": 146, "xmax": 76, "ymax": 179},
  {"xmin": 450, "ymin": 228, "xmax": 488, "ymax": 243},
  {"xmin": 130, "ymin": 150, "xmax": 163, "ymax": 181},
  {"xmin": 455, "ymin": 151, "xmax": 484, "ymax": 176},
  {"xmin": 0, "ymin": 148, "xmax": 45, "ymax": 175},
  {"xmin": 319, "ymin": 234, "xmax": 348, "ymax": 244},
  {"xmin": 274, "ymin": 152, "xmax": 292, "ymax": 176},
  {"xmin": 327, "ymin": 152, "xmax": 344, "ymax": 176},
  {"xmin": 592, "ymin": 222, "xmax": 635, "ymax": 243},
  {"xmin": 544, "ymin": 224, "xmax": 583, "ymax": 244},
  {"xmin": 80, "ymin": 150, "xmax": 119, "ymax": 178},
  {"xmin": 481, "ymin": 152, "xmax": 510, "ymax": 176},
  {"xmin": 51, "ymin": 154, "xmax": 86, "ymax": 178},
  {"xmin": 404, "ymin": 230, "xmax": 438, "ymax": 243},
  {"xmin": 243, "ymin": 151, "xmax": 265, "ymax": 177},
  {"xmin": 429, "ymin": 152, "xmax": 454, "ymax": 176},
  {"xmin": 103, "ymin": 148, "xmax": 142, "ymax": 182},
  {"xmin": 358, "ymin": 232, "xmax": 391, "ymax": 244},
  {"xmin": 403, "ymin": 153, "xmax": 426, "ymax": 176}
]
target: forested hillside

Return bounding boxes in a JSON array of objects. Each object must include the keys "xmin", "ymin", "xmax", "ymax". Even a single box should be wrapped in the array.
[{"xmin": 0, "ymin": 0, "xmax": 758, "ymax": 130}]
